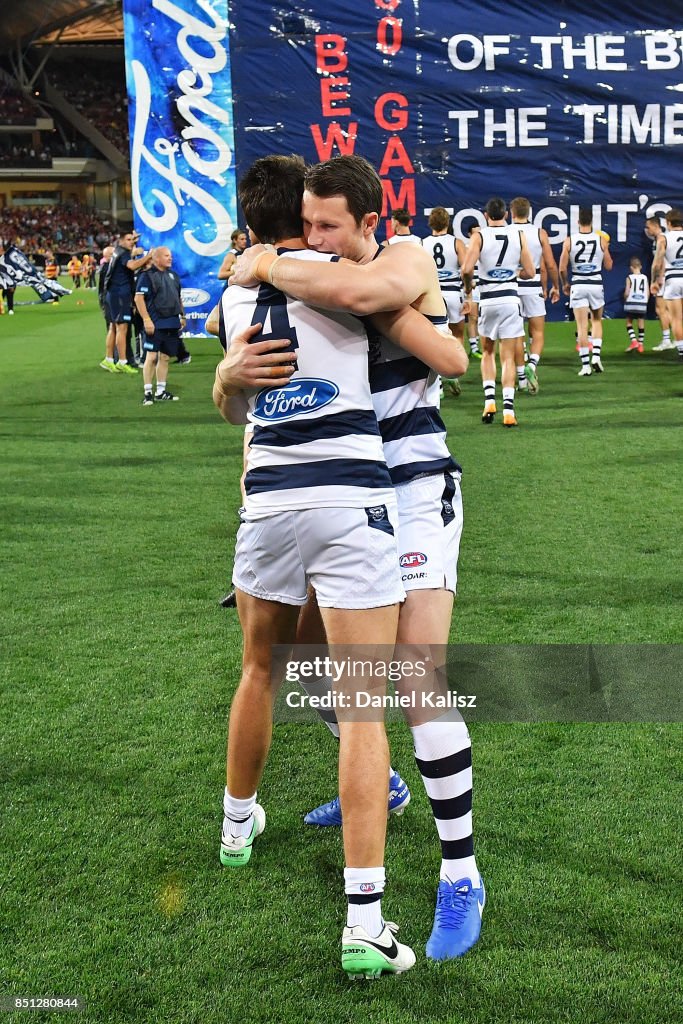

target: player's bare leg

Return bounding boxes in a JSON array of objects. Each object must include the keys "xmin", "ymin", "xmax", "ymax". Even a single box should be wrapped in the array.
[
  {"xmin": 499, "ymin": 338, "xmax": 518, "ymax": 426},
  {"xmin": 590, "ymin": 308, "xmax": 605, "ymax": 372},
  {"xmin": 575, "ymin": 307, "xmax": 592, "ymax": 376},
  {"xmin": 480, "ymin": 336, "xmax": 497, "ymax": 422}
]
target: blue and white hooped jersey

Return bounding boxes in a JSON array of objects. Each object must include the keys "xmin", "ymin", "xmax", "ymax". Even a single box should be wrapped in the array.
[
  {"xmin": 516, "ymin": 223, "xmax": 543, "ymax": 298},
  {"xmin": 625, "ymin": 272, "xmax": 649, "ymax": 309},
  {"xmin": 663, "ymin": 229, "xmax": 683, "ymax": 284},
  {"xmin": 422, "ymin": 234, "xmax": 461, "ymax": 292},
  {"xmin": 477, "ymin": 225, "xmax": 523, "ymax": 305},
  {"xmin": 220, "ymin": 249, "xmax": 393, "ymax": 517},
  {"xmin": 368, "ymin": 311, "xmax": 461, "ymax": 486},
  {"xmin": 569, "ymin": 232, "xmax": 605, "ymax": 286}
]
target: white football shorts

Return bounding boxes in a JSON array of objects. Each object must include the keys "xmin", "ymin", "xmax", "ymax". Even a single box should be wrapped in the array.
[
  {"xmin": 570, "ymin": 284, "xmax": 605, "ymax": 311},
  {"xmin": 442, "ymin": 287, "xmax": 464, "ymax": 324},
  {"xmin": 233, "ymin": 503, "xmax": 405, "ymax": 609},
  {"xmin": 478, "ymin": 300, "xmax": 524, "ymax": 342},
  {"xmin": 519, "ymin": 291, "xmax": 546, "ymax": 319},
  {"xmin": 662, "ymin": 278, "xmax": 683, "ymax": 301},
  {"xmin": 396, "ymin": 471, "xmax": 463, "ymax": 594}
]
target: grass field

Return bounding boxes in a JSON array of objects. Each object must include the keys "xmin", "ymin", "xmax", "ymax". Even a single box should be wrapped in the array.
[{"xmin": 1, "ymin": 285, "xmax": 682, "ymax": 1023}]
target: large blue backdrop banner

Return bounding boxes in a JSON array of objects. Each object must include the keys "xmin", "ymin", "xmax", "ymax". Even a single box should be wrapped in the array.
[
  {"xmin": 228, "ymin": 1, "xmax": 683, "ymax": 317},
  {"xmin": 122, "ymin": 0, "xmax": 237, "ymax": 335}
]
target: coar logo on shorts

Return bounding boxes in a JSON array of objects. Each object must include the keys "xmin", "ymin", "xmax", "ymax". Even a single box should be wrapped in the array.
[
  {"xmin": 252, "ymin": 379, "xmax": 339, "ymax": 422},
  {"xmin": 487, "ymin": 268, "xmax": 514, "ymax": 280},
  {"xmin": 400, "ymin": 551, "xmax": 427, "ymax": 569}
]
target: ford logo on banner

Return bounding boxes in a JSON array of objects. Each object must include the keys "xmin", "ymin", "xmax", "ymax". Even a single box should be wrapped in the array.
[
  {"xmin": 181, "ymin": 287, "xmax": 211, "ymax": 308},
  {"xmin": 488, "ymin": 268, "xmax": 515, "ymax": 280},
  {"xmin": 122, "ymin": 0, "xmax": 238, "ymax": 336},
  {"xmin": 252, "ymin": 379, "xmax": 339, "ymax": 422}
]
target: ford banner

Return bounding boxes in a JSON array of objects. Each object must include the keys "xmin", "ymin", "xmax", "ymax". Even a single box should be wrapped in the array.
[{"xmin": 122, "ymin": 0, "xmax": 237, "ymax": 336}]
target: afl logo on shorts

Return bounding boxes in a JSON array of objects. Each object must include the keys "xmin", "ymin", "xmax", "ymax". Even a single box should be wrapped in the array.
[
  {"xmin": 359, "ymin": 883, "xmax": 376, "ymax": 893},
  {"xmin": 252, "ymin": 379, "xmax": 338, "ymax": 422},
  {"xmin": 400, "ymin": 552, "xmax": 427, "ymax": 569}
]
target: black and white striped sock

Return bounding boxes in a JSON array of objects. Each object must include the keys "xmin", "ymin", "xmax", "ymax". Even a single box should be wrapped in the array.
[{"xmin": 412, "ymin": 719, "xmax": 480, "ymax": 886}]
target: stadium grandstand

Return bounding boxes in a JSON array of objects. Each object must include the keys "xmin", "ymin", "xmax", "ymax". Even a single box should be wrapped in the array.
[{"xmin": 0, "ymin": 1, "xmax": 128, "ymax": 263}]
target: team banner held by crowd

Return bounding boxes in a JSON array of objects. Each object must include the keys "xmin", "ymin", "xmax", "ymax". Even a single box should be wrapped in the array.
[
  {"xmin": 122, "ymin": 0, "xmax": 238, "ymax": 336},
  {"xmin": 227, "ymin": 1, "xmax": 683, "ymax": 317},
  {"xmin": 0, "ymin": 246, "xmax": 71, "ymax": 302}
]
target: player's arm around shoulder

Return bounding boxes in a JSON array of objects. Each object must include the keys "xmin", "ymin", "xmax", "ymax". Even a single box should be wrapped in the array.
[
  {"xmin": 371, "ymin": 306, "xmax": 469, "ymax": 377},
  {"xmin": 254, "ymin": 243, "xmax": 434, "ymax": 315}
]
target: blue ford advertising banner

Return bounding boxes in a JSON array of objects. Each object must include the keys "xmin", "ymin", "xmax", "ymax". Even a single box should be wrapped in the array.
[
  {"xmin": 227, "ymin": 1, "xmax": 683, "ymax": 316},
  {"xmin": 122, "ymin": 0, "xmax": 237, "ymax": 335},
  {"xmin": 122, "ymin": 2, "xmax": 683, "ymax": 321}
]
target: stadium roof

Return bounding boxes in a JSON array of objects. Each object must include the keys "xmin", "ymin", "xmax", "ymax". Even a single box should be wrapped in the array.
[{"xmin": 0, "ymin": 0, "xmax": 122, "ymax": 55}]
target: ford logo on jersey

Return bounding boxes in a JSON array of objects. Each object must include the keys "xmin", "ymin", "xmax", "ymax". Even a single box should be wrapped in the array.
[
  {"xmin": 400, "ymin": 551, "xmax": 427, "ymax": 569},
  {"xmin": 253, "ymin": 379, "xmax": 339, "ymax": 422},
  {"xmin": 576, "ymin": 264, "xmax": 597, "ymax": 274},
  {"xmin": 672, "ymin": 259, "xmax": 683, "ymax": 268},
  {"xmin": 487, "ymin": 268, "xmax": 515, "ymax": 280}
]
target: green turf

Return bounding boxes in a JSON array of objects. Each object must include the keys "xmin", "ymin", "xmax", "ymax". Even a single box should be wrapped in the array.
[{"xmin": 1, "ymin": 289, "xmax": 681, "ymax": 1023}]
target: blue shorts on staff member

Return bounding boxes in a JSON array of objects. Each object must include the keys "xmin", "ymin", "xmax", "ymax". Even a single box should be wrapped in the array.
[{"xmin": 142, "ymin": 326, "xmax": 182, "ymax": 357}]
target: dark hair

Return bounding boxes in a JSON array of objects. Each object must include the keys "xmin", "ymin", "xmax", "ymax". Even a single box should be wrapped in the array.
[
  {"xmin": 305, "ymin": 155, "xmax": 383, "ymax": 225},
  {"xmin": 485, "ymin": 197, "xmax": 506, "ymax": 221},
  {"xmin": 666, "ymin": 208, "xmax": 683, "ymax": 227},
  {"xmin": 645, "ymin": 216, "xmax": 661, "ymax": 228},
  {"xmin": 428, "ymin": 207, "xmax": 450, "ymax": 232},
  {"xmin": 510, "ymin": 196, "xmax": 530, "ymax": 219},
  {"xmin": 391, "ymin": 208, "xmax": 412, "ymax": 226},
  {"xmin": 238, "ymin": 155, "xmax": 306, "ymax": 244},
  {"xmin": 578, "ymin": 207, "xmax": 593, "ymax": 227}
]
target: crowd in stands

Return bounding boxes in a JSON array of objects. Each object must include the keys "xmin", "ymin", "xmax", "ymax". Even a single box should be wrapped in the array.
[
  {"xmin": 0, "ymin": 203, "xmax": 117, "ymax": 255},
  {"xmin": 46, "ymin": 62, "xmax": 129, "ymax": 154},
  {"xmin": 0, "ymin": 88, "xmax": 43, "ymax": 125},
  {"xmin": 0, "ymin": 135, "xmax": 98, "ymax": 167}
]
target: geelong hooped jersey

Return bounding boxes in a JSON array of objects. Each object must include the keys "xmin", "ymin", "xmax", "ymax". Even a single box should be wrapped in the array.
[
  {"xmin": 477, "ymin": 225, "xmax": 523, "ymax": 304},
  {"xmin": 569, "ymin": 232, "xmax": 605, "ymax": 286},
  {"xmin": 368, "ymin": 311, "xmax": 460, "ymax": 486},
  {"xmin": 221, "ymin": 249, "xmax": 393, "ymax": 517},
  {"xmin": 422, "ymin": 234, "xmax": 461, "ymax": 291},
  {"xmin": 516, "ymin": 223, "xmax": 543, "ymax": 296},
  {"xmin": 663, "ymin": 229, "xmax": 683, "ymax": 282},
  {"xmin": 625, "ymin": 273, "xmax": 648, "ymax": 308}
]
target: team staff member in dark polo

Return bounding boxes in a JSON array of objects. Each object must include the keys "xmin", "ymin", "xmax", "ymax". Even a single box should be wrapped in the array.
[{"xmin": 134, "ymin": 246, "xmax": 186, "ymax": 405}]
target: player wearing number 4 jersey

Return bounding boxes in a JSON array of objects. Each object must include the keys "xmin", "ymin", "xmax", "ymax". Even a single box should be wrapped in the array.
[
  {"xmin": 559, "ymin": 208, "xmax": 613, "ymax": 376},
  {"xmin": 461, "ymin": 197, "xmax": 535, "ymax": 427},
  {"xmin": 650, "ymin": 208, "xmax": 683, "ymax": 362},
  {"xmin": 233, "ymin": 155, "xmax": 485, "ymax": 967},
  {"xmin": 215, "ymin": 155, "xmax": 466, "ymax": 980}
]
